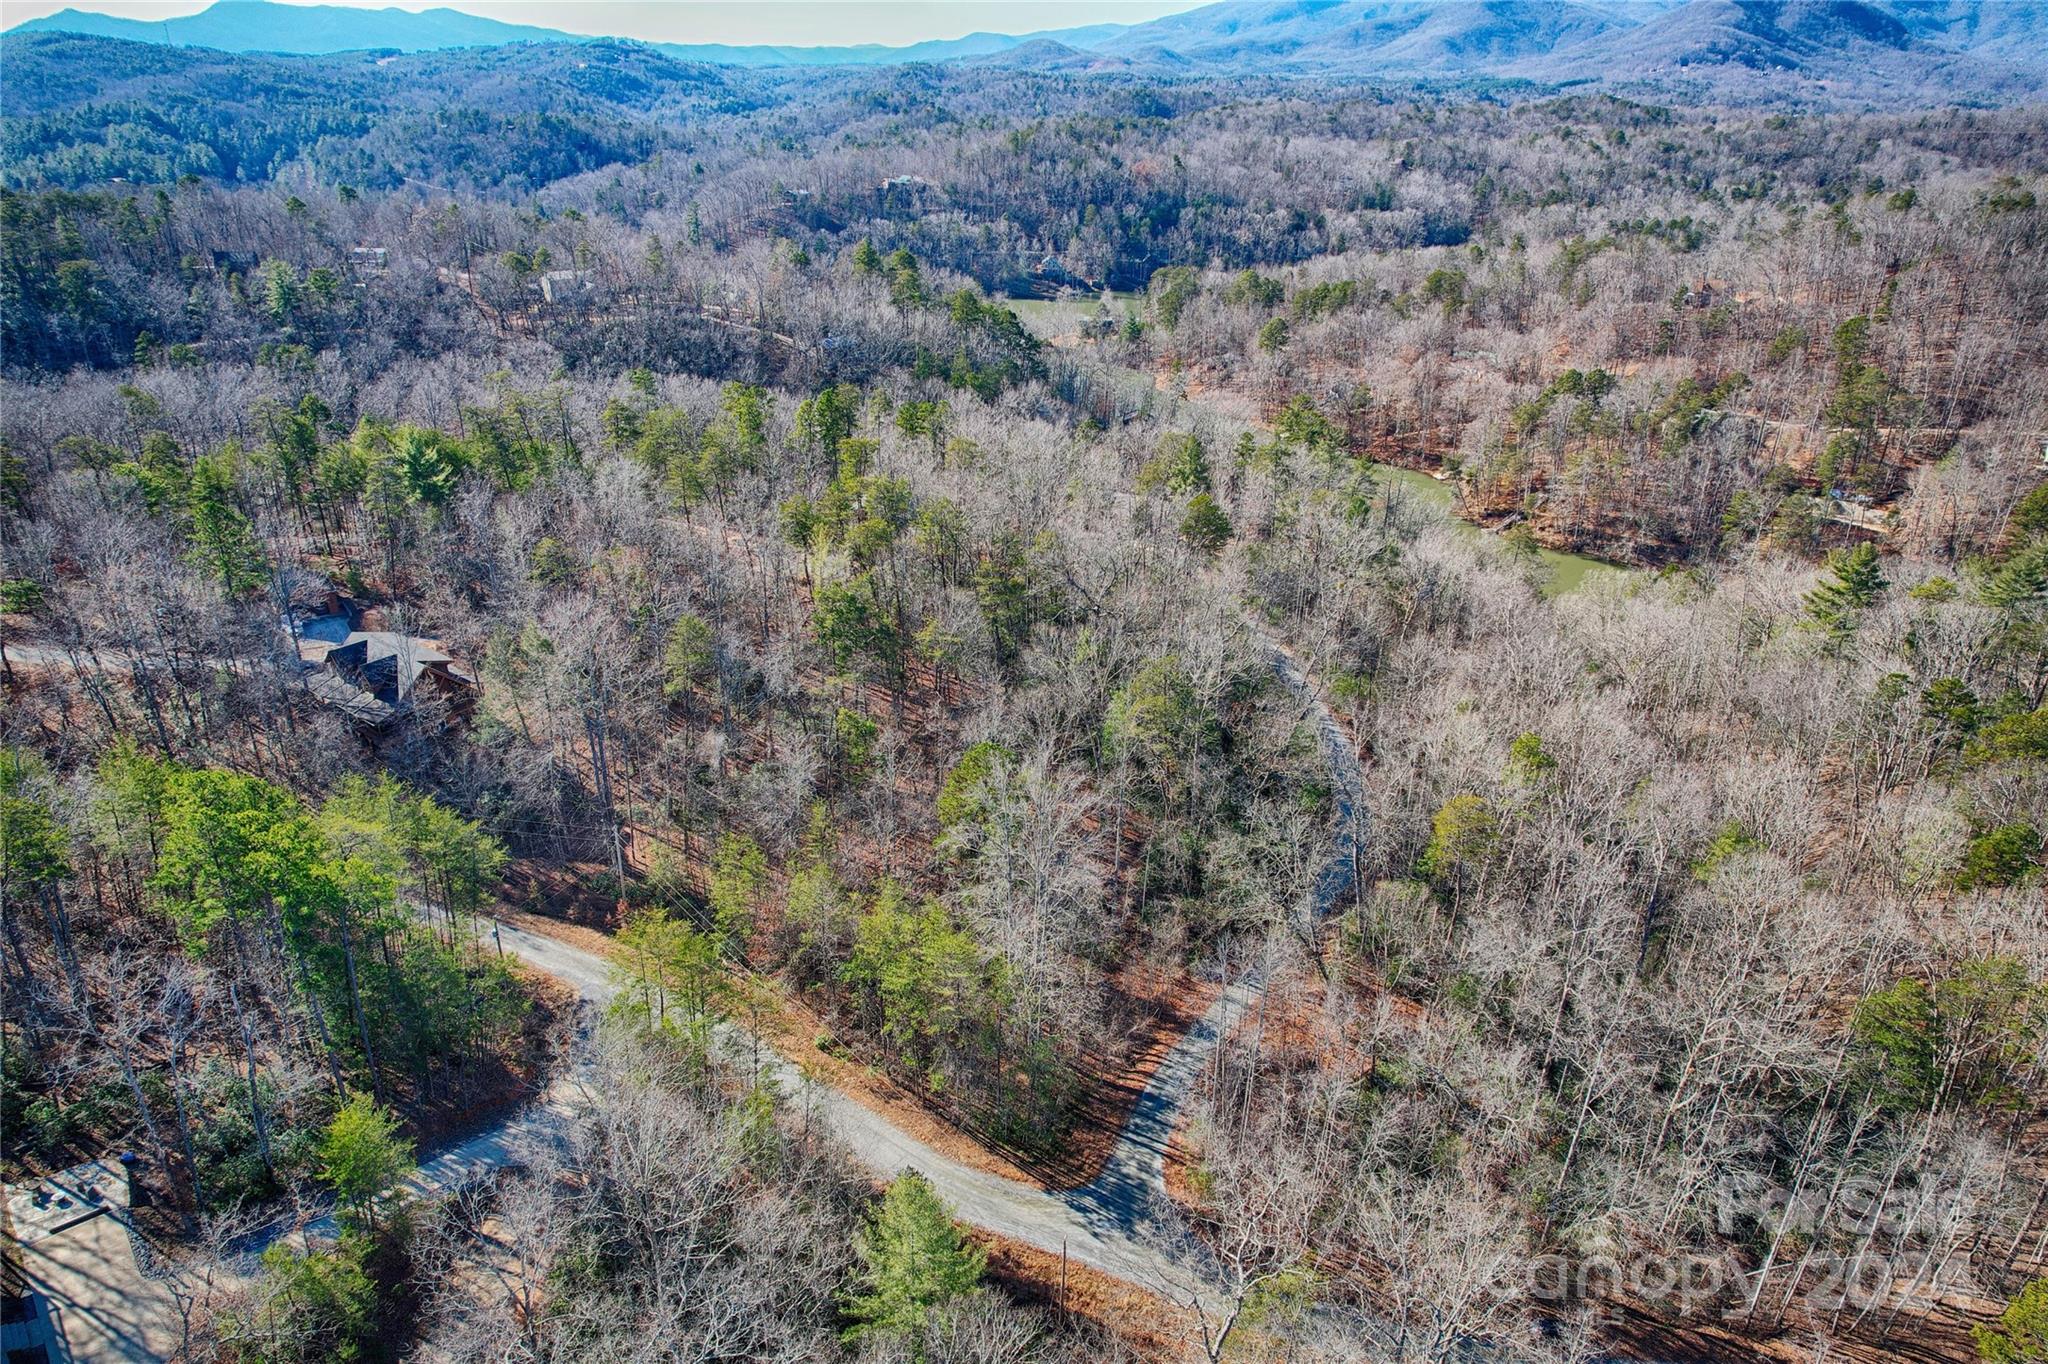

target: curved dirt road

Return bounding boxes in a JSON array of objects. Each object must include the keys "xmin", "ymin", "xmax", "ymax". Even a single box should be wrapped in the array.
[{"xmin": 413, "ymin": 630, "xmax": 1367, "ymax": 1295}]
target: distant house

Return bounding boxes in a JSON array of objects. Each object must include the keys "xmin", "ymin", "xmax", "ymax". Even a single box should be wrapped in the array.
[
  {"xmin": 350, "ymin": 245, "xmax": 389, "ymax": 273},
  {"xmin": 1682, "ymin": 277, "xmax": 1730, "ymax": 309},
  {"xmin": 539, "ymin": 269, "xmax": 592, "ymax": 305},
  {"xmin": 877, "ymin": 175, "xmax": 942, "ymax": 209},
  {"xmin": 1015, "ymin": 254, "xmax": 1100, "ymax": 299},
  {"xmin": 290, "ymin": 604, "xmax": 475, "ymax": 728}
]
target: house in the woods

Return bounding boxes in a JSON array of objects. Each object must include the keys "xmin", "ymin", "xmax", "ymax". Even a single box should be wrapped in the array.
[
  {"xmin": 877, "ymin": 174, "xmax": 943, "ymax": 211},
  {"xmin": 539, "ymin": 269, "xmax": 592, "ymax": 305},
  {"xmin": 1012, "ymin": 255, "xmax": 1101, "ymax": 299},
  {"xmin": 1681, "ymin": 277, "xmax": 1730, "ymax": 309},
  {"xmin": 289, "ymin": 601, "xmax": 476, "ymax": 728},
  {"xmin": 1080, "ymin": 300, "xmax": 1121, "ymax": 339}
]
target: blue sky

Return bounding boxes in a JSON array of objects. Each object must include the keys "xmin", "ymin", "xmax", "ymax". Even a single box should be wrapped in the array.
[{"xmin": 2, "ymin": 1, "xmax": 1210, "ymax": 45}]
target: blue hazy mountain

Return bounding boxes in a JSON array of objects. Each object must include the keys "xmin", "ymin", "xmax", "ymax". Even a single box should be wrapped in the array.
[
  {"xmin": 1087, "ymin": 0, "xmax": 2042, "ymax": 77},
  {"xmin": 3, "ymin": 0, "xmax": 1133, "ymax": 64},
  {"xmin": 7, "ymin": 1, "xmax": 576, "ymax": 52},
  {"xmin": 5, "ymin": 0, "xmax": 2042, "ymax": 92},
  {"xmin": 1091, "ymin": 0, "xmax": 1634, "ymax": 72}
]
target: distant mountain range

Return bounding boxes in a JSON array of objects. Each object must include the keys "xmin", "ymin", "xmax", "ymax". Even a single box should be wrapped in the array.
[
  {"xmin": 3, "ymin": 0, "xmax": 1134, "ymax": 66},
  {"xmin": 6, "ymin": 0, "xmax": 2046, "ymax": 102}
]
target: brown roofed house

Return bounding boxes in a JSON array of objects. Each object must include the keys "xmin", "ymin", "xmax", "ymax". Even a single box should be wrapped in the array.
[{"xmin": 292, "ymin": 605, "xmax": 475, "ymax": 729}]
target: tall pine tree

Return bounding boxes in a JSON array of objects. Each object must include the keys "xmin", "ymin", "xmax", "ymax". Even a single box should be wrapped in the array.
[
  {"xmin": 841, "ymin": 1172, "xmax": 986, "ymax": 1340},
  {"xmin": 1803, "ymin": 540, "xmax": 1887, "ymax": 649}
]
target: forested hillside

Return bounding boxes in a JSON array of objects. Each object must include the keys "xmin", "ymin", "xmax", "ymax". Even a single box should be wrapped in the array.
[{"xmin": 1, "ymin": 17, "xmax": 2044, "ymax": 1364}]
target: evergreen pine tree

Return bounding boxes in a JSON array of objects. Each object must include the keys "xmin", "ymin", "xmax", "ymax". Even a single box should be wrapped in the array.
[
  {"xmin": 1803, "ymin": 540, "xmax": 1887, "ymax": 648},
  {"xmin": 841, "ymin": 1172, "xmax": 986, "ymax": 1340},
  {"xmin": 186, "ymin": 452, "xmax": 268, "ymax": 595},
  {"xmin": 1982, "ymin": 543, "xmax": 2048, "ymax": 611}
]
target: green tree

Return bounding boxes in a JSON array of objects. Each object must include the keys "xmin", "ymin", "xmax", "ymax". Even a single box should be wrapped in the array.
[
  {"xmin": 895, "ymin": 399, "xmax": 948, "ymax": 464},
  {"xmin": 318, "ymin": 774, "xmax": 505, "ymax": 921},
  {"xmin": 318, "ymin": 1091, "xmax": 413, "ymax": 1231},
  {"xmin": 1419, "ymin": 795, "xmax": 1496, "ymax": 886},
  {"xmin": 1139, "ymin": 432, "xmax": 1210, "ymax": 495},
  {"xmin": 1179, "ymin": 492, "xmax": 1233, "ymax": 557},
  {"xmin": 795, "ymin": 383, "xmax": 861, "ymax": 463},
  {"xmin": 1765, "ymin": 325, "xmax": 1808, "ymax": 364},
  {"xmin": 304, "ymin": 267, "xmax": 340, "ymax": 308},
  {"xmin": 1222, "ymin": 269, "xmax": 1284, "ymax": 309},
  {"xmin": 1850, "ymin": 976, "xmax": 1941, "ymax": 1112},
  {"xmin": 0, "ymin": 578, "xmax": 42, "ymax": 613},
  {"xmin": 1103, "ymin": 655, "xmax": 1218, "ymax": 817},
  {"xmin": 885, "ymin": 249, "xmax": 925, "ymax": 310},
  {"xmin": 1273, "ymin": 393, "xmax": 1342, "ymax": 457},
  {"xmin": 1967, "ymin": 707, "xmax": 2048, "ymax": 766},
  {"xmin": 1, "ymin": 751, "xmax": 83, "ymax": 1017},
  {"xmin": 707, "ymin": 830, "xmax": 766, "ymax": 953},
  {"xmin": 936, "ymin": 741, "xmax": 1014, "ymax": 832},
  {"xmin": 1148, "ymin": 265, "xmax": 1199, "ymax": 329},
  {"xmin": 1506, "ymin": 732, "xmax": 1556, "ymax": 785},
  {"xmin": 1803, "ymin": 541, "xmax": 1887, "ymax": 649},
  {"xmin": 1982, "ymin": 542, "xmax": 2048, "ymax": 611},
  {"xmin": 662, "ymin": 611, "xmax": 716, "ymax": 701},
  {"xmin": 699, "ymin": 383, "xmax": 769, "ymax": 497},
  {"xmin": 833, "ymin": 706, "xmax": 881, "ymax": 784},
  {"xmin": 0, "ymin": 440, "xmax": 29, "ymax": 514},
  {"xmin": 1852, "ymin": 958, "xmax": 2046, "ymax": 1113},
  {"xmin": 813, "ymin": 573, "xmax": 898, "ymax": 678},
  {"xmin": 1257, "ymin": 316, "xmax": 1291, "ymax": 352},
  {"xmin": 147, "ymin": 762, "xmax": 521, "ymax": 1158},
  {"xmin": 841, "ymin": 1172, "xmax": 987, "ymax": 1341},
  {"xmin": 2009, "ymin": 480, "xmax": 2048, "ymax": 543},
  {"xmin": 241, "ymin": 1235, "xmax": 377, "ymax": 1363},
  {"xmin": 54, "ymin": 260, "xmax": 99, "ymax": 319},
  {"xmin": 259, "ymin": 259, "xmax": 300, "ymax": 323},
  {"xmin": 612, "ymin": 909, "xmax": 728, "ymax": 1049},
  {"xmin": 843, "ymin": 883, "xmax": 994, "ymax": 1074},
  {"xmin": 971, "ymin": 532, "xmax": 1039, "ymax": 670},
  {"xmin": 912, "ymin": 498, "xmax": 968, "ymax": 582},
  {"xmin": 378, "ymin": 424, "xmax": 470, "ymax": 508},
  {"xmin": 1421, "ymin": 267, "xmax": 1468, "ymax": 314},
  {"xmin": 623, "ymin": 405, "xmax": 695, "ymax": 486},
  {"xmin": 185, "ymin": 451, "xmax": 267, "ymax": 594},
  {"xmin": 528, "ymin": 535, "xmax": 579, "ymax": 587},
  {"xmin": 1976, "ymin": 1278, "xmax": 2048, "ymax": 1364},
  {"xmin": 1956, "ymin": 823, "xmax": 2041, "ymax": 890}
]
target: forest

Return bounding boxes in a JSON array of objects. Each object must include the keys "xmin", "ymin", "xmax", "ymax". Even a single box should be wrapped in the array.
[{"xmin": 1, "ymin": 16, "xmax": 2045, "ymax": 1364}]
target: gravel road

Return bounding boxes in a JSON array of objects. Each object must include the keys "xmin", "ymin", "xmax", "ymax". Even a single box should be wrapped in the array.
[{"xmin": 398, "ymin": 629, "xmax": 1368, "ymax": 1296}]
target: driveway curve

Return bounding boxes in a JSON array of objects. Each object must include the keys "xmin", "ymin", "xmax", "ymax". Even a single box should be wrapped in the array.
[{"xmin": 415, "ymin": 628, "xmax": 1367, "ymax": 1295}]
